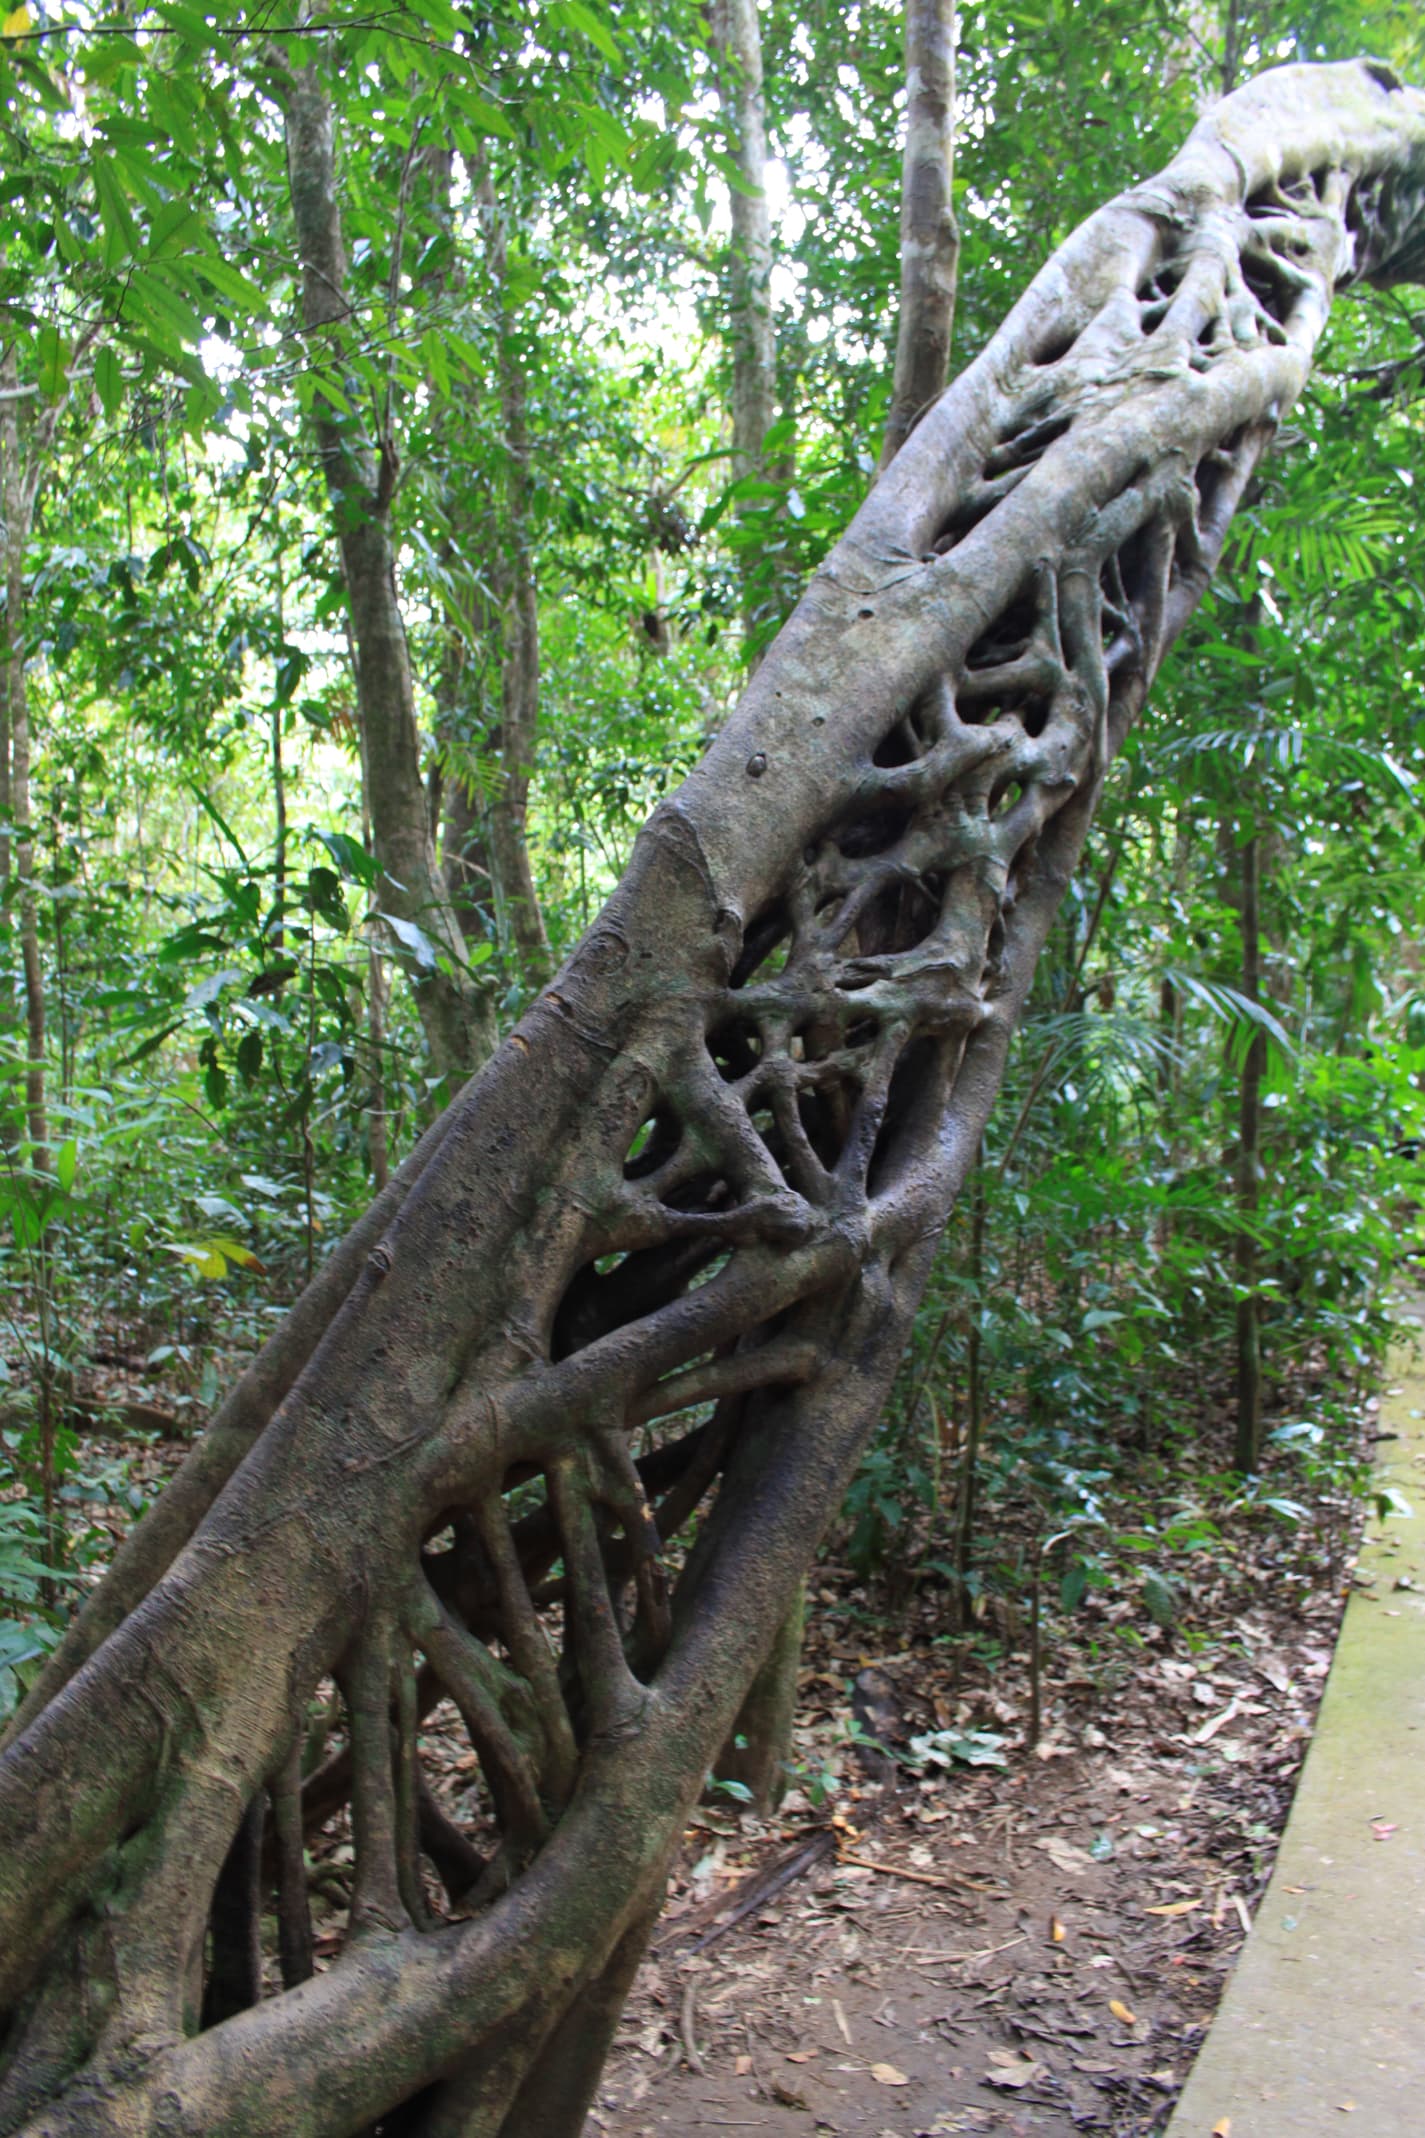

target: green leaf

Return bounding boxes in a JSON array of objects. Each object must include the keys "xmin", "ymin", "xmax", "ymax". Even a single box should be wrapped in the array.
[
  {"xmin": 117, "ymin": 1018, "xmax": 185, "ymax": 1067},
  {"xmin": 1142, "ymin": 1570, "xmax": 1178, "ymax": 1630},
  {"xmin": 164, "ymin": 1235, "xmax": 265, "ymax": 1281},
  {"xmin": 377, "ymin": 912, "xmax": 438, "ymax": 969},
  {"xmin": 703, "ymin": 146, "xmax": 764, "ymax": 200},
  {"xmin": 94, "ymin": 344, "xmax": 124, "ymax": 418},
  {"xmin": 147, "ymin": 200, "xmax": 205, "ymax": 258},
  {"xmin": 149, "ymin": 1, "xmax": 220, "ymax": 37},
  {"xmin": 314, "ymin": 828, "xmax": 380, "ymax": 887},
  {"xmin": 1165, "ymin": 970, "xmax": 1294, "ymax": 1064},
  {"xmin": 183, "ymin": 968, "xmax": 246, "ymax": 1013},
  {"xmin": 235, "ymin": 1030, "xmax": 264, "ymax": 1085},
  {"xmin": 35, "ymin": 323, "xmax": 66, "ymax": 403},
  {"xmin": 92, "ymin": 156, "xmax": 140, "ymax": 271},
  {"xmin": 447, "ymin": 86, "xmax": 518, "ymax": 142},
  {"xmin": 553, "ymin": 0, "xmax": 623, "ymax": 67},
  {"xmin": 305, "ymin": 866, "xmax": 349, "ymax": 931},
  {"xmin": 706, "ymin": 1774, "xmax": 754, "ymax": 1802},
  {"xmin": 907, "ymin": 1728, "xmax": 1008, "ymax": 1770},
  {"xmin": 123, "ymin": 268, "xmax": 205, "ymax": 355},
  {"xmin": 55, "ymin": 1139, "xmax": 77, "ymax": 1195},
  {"xmin": 1375, "ymin": 1486, "xmax": 1414, "ymax": 1522},
  {"xmin": 575, "ymin": 101, "xmax": 631, "ymax": 166},
  {"xmin": 195, "ymin": 256, "xmax": 268, "ymax": 315},
  {"xmin": 189, "ymin": 783, "xmax": 249, "ymax": 866}
]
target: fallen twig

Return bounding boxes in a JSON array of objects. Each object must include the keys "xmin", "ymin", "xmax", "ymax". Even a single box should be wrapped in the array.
[
  {"xmin": 838, "ymin": 1851, "xmax": 967, "ymax": 1892},
  {"xmin": 909, "ymin": 1933, "xmax": 1028, "ymax": 1967},
  {"xmin": 663, "ymin": 1829, "xmax": 835, "ymax": 1957},
  {"xmin": 678, "ymin": 1976, "xmax": 704, "ymax": 2074}
]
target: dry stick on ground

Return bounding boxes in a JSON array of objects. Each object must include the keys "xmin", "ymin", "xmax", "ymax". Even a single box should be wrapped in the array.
[
  {"xmin": 674, "ymin": 1831, "xmax": 837, "ymax": 1957},
  {"xmin": 838, "ymin": 1851, "xmax": 971, "ymax": 1893},
  {"xmin": 3, "ymin": 59, "xmax": 1425, "ymax": 2138}
]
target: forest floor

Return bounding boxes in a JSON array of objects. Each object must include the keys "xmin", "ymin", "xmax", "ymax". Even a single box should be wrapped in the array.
[
  {"xmin": 591, "ymin": 1387, "xmax": 1388, "ymax": 2138},
  {"xmin": 14, "ymin": 1330, "xmax": 1393, "ymax": 2136}
]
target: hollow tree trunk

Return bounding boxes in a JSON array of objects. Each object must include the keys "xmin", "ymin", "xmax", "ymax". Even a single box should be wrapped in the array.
[
  {"xmin": 2, "ymin": 59, "xmax": 1424, "ymax": 2138},
  {"xmin": 280, "ymin": 49, "xmax": 496, "ymax": 1086},
  {"xmin": 729, "ymin": 0, "xmax": 963, "ymax": 1804}
]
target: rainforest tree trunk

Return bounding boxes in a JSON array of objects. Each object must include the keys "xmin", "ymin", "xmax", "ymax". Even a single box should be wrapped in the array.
[
  {"xmin": 435, "ymin": 594, "xmax": 496, "ymax": 952},
  {"xmin": 0, "ymin": 345, "xmax": 51, "ymax": 1167},
  {"xmin": 712, "ymin": 0, "xmax": 781, "ymax": 654},
  {"xmin": 281, "ymin": 46, "xmax": 496, "ymax": 1086},
  {"xmin": 881, "ymin": 0, "xmax": 960, "ymax": 467},
  {"xmin": 479, "ymin": 180, "xmax": 553, "ymax": 991},
  {"xmin": 2, "ymin": 59, "xmax": 1424, "ymax": 2138},
  {"xmin": 1234, "ymin": 822, "xmax": 1265, "ymax": 1469}
]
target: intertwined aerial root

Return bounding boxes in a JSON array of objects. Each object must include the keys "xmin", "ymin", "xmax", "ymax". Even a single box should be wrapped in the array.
[{"xmin": 2, "ymin": 58, "xmax": 1423, "ymax": 2138}]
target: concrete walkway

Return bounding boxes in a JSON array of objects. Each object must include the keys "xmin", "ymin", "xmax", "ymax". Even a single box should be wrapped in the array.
[{"xmin": 1166, "ymin": 1303, "xmax": 1425, "ymax": 2137}]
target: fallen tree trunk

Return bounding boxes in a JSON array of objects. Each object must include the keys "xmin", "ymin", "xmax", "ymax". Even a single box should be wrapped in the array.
[{"xmin": 1, "ymin": 57, "xmax": 1423, "ymax": 2138}]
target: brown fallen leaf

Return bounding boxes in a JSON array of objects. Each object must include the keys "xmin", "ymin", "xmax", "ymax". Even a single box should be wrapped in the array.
[
  {"xmin": 786, "ymin": 2050, "xmax": 817, "ymax": 2064},
  {"xmin": 1193, "ymin": 1700, "xmax": 1241, "ymax": 1744},
  {"xmin": 1038, "ymin": 1835, "xmax": 1092, "ymax": 1876},
  {"xmin": 1145, "ymin": 1897, "xmax": 1202, "ymax": 1917},
  {"xmin": 734, "ymin": 2053, "xmax": 752, "ymax": 2076},
  {"xmin": 1109, "ymin": 1998, "xmax": 1137, "ymax": 2026},
  {"xmin": 870, "ymin": 2061, "xmax": 909, "ymax": 2087},
  {"xmin": 1050, "ymin": 1915, "xmax": 1066, "ymax": 1943},
  {"xmin": 984, "ymin": 2049, "xmax": 1041, "ymax": 2091}
]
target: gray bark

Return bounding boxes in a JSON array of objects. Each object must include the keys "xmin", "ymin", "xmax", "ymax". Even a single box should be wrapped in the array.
[
  {"xmin": 882, "ymin": 0, "xmax": 960, "ymax": 466},
  {"xmin": 437, "ymin": 615, "xmax": 495, "ymax": 948},
  {"xmin": 479, "ymin": 183, "xmax": 552, "ymax": 990},
  {"xmin": 712, "ymin": 0, "xmax": 781, "ymax": 649}
]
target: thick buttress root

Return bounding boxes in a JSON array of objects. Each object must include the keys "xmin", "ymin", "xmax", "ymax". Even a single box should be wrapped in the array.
[{"xmin": 2, "ymin": 59, "xmax": 1424, "ymax": 2138}]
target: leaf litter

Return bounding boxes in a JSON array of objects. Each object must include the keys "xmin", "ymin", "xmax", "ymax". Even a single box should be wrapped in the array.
[{"xmin": 591, "ymin": 1382, "xmax": 1372, "ymax": 2136}]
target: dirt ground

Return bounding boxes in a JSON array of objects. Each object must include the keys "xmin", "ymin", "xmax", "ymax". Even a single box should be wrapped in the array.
[{"xmin": 593, "ymin": 1472, "xmax": 1357, "ymax": 2138}]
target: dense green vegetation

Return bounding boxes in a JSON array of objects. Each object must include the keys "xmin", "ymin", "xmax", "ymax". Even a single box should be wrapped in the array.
[{"xmin": 3, "ymin": 0, "xmax": 1424, "ymax": 1718}]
